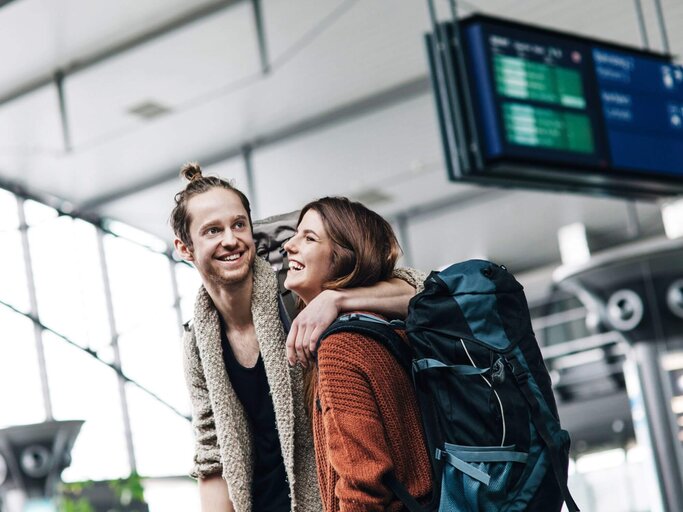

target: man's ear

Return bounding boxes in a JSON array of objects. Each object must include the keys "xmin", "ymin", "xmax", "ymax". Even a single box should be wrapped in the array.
[{"xmin": 174, "ymin": 237, "xmax": 194, "ymax": 262}]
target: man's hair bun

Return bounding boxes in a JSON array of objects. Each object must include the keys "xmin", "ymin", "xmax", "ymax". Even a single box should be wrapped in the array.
[{"xmin": 180, "ymin": 162, "xmax": 203, "ymax": 182}]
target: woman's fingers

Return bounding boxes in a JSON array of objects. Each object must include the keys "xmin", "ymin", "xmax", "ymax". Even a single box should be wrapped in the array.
[
  {"xmin": 294, "ymin": 321, "xmax": 310, "ymax": 368},
  {"xmin": 286, "ymin": 323, "xmax": 299, "ymax": 366}
]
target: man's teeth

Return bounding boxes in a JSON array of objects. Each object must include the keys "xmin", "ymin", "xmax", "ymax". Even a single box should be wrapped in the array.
[{"xmin": 221, "ymin": 253, "xmax": 240, "ymax": 261}]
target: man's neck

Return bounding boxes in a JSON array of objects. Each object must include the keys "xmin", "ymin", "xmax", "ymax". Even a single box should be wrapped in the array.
[{"xmin": 204, "ymin": 274, "xmax": 254, "ymax": 332}]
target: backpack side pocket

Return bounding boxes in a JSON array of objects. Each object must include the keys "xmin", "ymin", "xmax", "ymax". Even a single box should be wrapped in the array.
[{"xmin": 437, "ymin": 443, "xmax": 528, "ymax": 512}]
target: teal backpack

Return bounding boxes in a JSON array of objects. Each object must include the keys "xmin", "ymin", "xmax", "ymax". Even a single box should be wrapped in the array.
[{"xmin": 318, "ymin": 260, "xmax": 579, "ymax": 511}]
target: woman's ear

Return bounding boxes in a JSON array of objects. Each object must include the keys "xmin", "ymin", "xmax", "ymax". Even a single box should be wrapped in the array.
[{"xmin": 174, "ymin": 237, "xmax": 194, "ymax": 262}]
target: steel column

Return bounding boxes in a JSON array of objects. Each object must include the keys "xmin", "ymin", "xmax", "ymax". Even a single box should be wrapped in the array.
[
  {"xmin": 95, "ymin": 228, "xmax": 137, "ymax": 473},
  {"xmin": 16, "ymin": 197, "xmax": 53, "ymax": 420}
]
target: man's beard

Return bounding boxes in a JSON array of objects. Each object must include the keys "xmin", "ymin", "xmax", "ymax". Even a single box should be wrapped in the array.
[{"xmin": 203, "ymin": 251, "xmax": 254, "ymax": 287}]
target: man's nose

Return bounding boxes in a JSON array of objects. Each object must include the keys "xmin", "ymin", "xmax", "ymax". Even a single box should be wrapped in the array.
[{"xmin": 221, "ymin": 229, "xmax": 237, "ymax": 246}]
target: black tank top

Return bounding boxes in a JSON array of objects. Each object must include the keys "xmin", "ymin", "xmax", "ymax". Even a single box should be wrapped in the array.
[{"xmin": 221, "ymin": 329, "xmax": 290, "ymax": 512}]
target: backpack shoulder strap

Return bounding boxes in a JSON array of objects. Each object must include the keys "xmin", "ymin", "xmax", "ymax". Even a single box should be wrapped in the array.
[
  {"xmin": 319, "ymin": 314, "xmax": 413, "ymax": 372},
  {"xmin": 384, "ymin": 472, "xmax": 425, "ymax": 512},
  {"xmin": 507, "ymin": 349, "xmax": 580, "ymax": 512}
]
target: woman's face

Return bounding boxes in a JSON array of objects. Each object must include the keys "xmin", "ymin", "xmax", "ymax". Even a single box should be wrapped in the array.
[{"xmin": 283, "ymin": 209, "xmax": 335, "ymax": 304}]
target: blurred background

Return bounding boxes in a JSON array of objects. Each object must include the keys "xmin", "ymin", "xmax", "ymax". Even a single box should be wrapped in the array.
[{"xmin": 1, "ymin": 0, "xmax": 683, "ymax": 510}]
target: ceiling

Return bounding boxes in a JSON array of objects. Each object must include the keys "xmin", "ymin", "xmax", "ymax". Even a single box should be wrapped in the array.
[{"xmin": 0, "ymin": 0, "xmax": 680, "ymax": 288}]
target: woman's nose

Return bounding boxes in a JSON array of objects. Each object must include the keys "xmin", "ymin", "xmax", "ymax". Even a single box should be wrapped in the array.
[{"xmin": 283, "ymin": 236, "xmax": 296, "ymax": 254}]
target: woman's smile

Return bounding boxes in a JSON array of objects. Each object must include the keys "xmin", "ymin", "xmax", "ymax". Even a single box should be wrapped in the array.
[{"xmin": 283, "ymin": 210, "xmax": 334, "ymax": 304}]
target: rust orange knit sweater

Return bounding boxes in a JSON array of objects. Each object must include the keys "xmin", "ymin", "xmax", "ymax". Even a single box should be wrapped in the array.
[{"xmin": 312, "ymin": 325, "xmax": 433, "ymax": 512}]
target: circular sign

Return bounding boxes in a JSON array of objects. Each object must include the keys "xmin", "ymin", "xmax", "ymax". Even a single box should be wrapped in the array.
[
  {"xmin": 20, "ymin": 445, "xmax": 51, "ymax": 478},
  {"xmin": 667, "ymin": 279, "xmax": 683, "ymax": 319},
  {"xmin": 606, "ymin": 289, "xmax": 644, "ymax": 331}
]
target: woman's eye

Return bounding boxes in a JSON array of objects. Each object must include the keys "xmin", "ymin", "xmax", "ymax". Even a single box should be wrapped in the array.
[{"xmin": 305, "ymin": 236, "xmax": 316, "ymax": 242}]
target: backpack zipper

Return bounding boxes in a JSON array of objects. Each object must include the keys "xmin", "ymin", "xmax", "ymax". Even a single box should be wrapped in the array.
[{"xmin": 460, "ymin": 339, "xmax": 507, "ymax": 446}]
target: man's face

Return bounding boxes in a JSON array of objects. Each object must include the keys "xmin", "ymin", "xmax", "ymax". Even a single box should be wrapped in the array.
[{"xmin": 175, "ymin": 188, "xmax": 255, "ymax": 288}]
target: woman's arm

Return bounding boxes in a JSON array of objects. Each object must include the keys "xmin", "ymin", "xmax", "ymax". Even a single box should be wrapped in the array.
[
  {"xmin": 198, "ymin": 474, "xmax": 234, "ymax": 512},
  {"xmin": 285, "ymin": 268, "xmax": 426, "ymax": 366}
]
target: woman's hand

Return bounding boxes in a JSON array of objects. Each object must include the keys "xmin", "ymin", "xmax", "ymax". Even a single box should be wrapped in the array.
[{"xmin": 286, "ymin": 289, "xmax": 341, "ymax": 367}]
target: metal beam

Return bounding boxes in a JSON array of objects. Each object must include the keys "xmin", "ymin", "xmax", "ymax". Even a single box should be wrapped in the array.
[
  {"xmin": 251, "ymin": 0, "xmax": 270, "ymax": 74},
  {"xmin": 0, "ymin": 0, "xmax": 242, "ymax": 108},
  {"xmin": 17, "ymin": 197, "xmax": 54, "ymax": 421},
  {"xmin": 80, "ymin": 74, "xmax": 432, "ymax": 209},
  {"xmin": 653, "ymin": 0, "xmax": 671, "ymax": 54},
  {"xmin": 96, "ymin": 228, "xmax": 138, "ymax": 473},
  {"xmin": 632, "ymin": 0, "xmax": 650, "ymax": 49},
  {"xmin": 54, "ymin": 70, "xmax": 72, "ymax": 152},
  {"xmin": 395, "ymin": 214, "xmax": 413, "ymax": 267},
  {"xmin": 243, "ymin": 145, "xmax": 259, "ymax": 219}
]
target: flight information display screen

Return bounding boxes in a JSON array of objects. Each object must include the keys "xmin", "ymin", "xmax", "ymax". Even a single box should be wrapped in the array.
[
  {"xmin": 450, "ymin": 15, "xmax": 683, "ymax": 195},
  {"xmin": 594, "ymin": 47, "xmax": 683, "ymax": 176}
]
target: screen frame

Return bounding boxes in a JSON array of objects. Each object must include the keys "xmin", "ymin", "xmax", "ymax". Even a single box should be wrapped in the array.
[{"xmin": 432, "ymin": 13, "xmax": 683, "ymax": 199}]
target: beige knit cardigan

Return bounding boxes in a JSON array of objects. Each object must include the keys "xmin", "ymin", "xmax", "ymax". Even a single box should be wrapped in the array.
[{"xmin": 182, "ymin": 255, "xmax": 424, "ymax": 512}]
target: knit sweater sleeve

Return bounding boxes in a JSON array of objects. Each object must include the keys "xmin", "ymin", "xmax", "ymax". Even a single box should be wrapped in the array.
[
  {"xmin": 317, "ymin": 332, "xmax": 394, "ymax": 512},
  {"xmin": 392, "ymin": 267, "xmax": 427, "ymax": 294},
  {"xmin": 182, "ymin": 328, "xmax": 223, "ymax": 479}
]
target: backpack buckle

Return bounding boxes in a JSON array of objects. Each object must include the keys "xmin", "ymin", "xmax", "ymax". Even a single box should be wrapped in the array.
[
  {"xmin": 505, "ymin": 357, "xmax": 529, "ymax": 384},
  {"xmin": 491, "ymin": 358, "xmax": 506, "ymax": 384}
]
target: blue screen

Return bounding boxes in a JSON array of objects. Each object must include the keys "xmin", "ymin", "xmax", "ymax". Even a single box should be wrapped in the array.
[
  {"xmin": 460, "ymin": 16, "xmax": 683, "ymax": 184},
  {"xmin": 594, "ymin": 48, "xmax": 683, "ymax": 176}
]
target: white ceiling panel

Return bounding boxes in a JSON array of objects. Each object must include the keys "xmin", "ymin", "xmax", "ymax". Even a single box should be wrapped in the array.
[
  {"xmin": 0, "ymin": 87, "xmax": 65, "ymax": 184},
  {"xmin": 65, "ymin": 2, "xmax": 260, "ymax": 148},
  {"xmin": 251, "ymin": 94, "xmax": 441, "ymax": 219},
  {"xmin": 459, "ymin": 0, "xmax": 643, "ymax": 49},
  {"xmin": 0, "ymin": 0, "xmax": 226, "ymax": 97},
  {"xmin": 0, "ymin": 0, "xmax": 55, "ymax": 94},
  {"xmin": 250, "ymin": 0, "xmax": 430, "ymax": 130},
  {"xmin": 100, "ymin": 157, "xmax": 248, "ymax": 242}
]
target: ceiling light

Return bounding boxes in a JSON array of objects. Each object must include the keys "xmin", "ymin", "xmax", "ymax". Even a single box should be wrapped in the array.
[
  {"xmin": 127, "ymin": 101, "xmax": 171, "ymax": 120},
  {"xmin": 352, "ymin": 188, "xmax": 392, "ymax": 206},
  {"xmin": 557, "ymin": 222, "xmax": 591, "ymax": 266}
]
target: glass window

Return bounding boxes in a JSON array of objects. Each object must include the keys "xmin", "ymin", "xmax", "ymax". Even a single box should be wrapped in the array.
[
  {"xmin": 117, "ymin": 306, "xmax": 190, "ymax": 415},
  {"xmin": 28, "ymin": 216, "xmax": 111, "ymax": 354},
  {"xmin": 126, "ymin": 383, "xmax": 194, "ymax": 478},
  {"xmin": 105, "ymin": 234, "xmax": 174, "ymax": 334},
  {"xmin": 105, "ymin": 234, "xmax": 188, "ymax": 414},
  {"xmin": 0, "ymin": 190, "xmax": 29, "ymax": 313},
  {"xmin": 44, "ymin": 330, "xmax": 130, "ymax": 481},
  {"xmin": 23, "ymin": 198, "xmax": 58, "ymax": 226},
  {"xmin": 175, "ymin": 262, "xmax": 201, "ymax": 323},
  {"xmin": 0, "ymin": 308, "xmax": 44, "ymax": 427}
]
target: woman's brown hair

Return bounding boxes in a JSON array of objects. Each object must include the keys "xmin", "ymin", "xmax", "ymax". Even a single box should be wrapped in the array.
[
  {"xmin": 170, "ymin": 162, "xmax": 252, "ymax": 248},
  {"xmin": 298, "ymin": 196, "xmax": 401, "ymax": 290},
  {"xmin": 298, "ymin": 196, "xmax": 402, "ymax": 414}
]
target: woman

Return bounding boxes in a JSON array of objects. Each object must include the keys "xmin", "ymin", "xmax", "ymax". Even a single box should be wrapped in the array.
[{"xmin": 283, "ymin": 196, "xmax": 432, "ymax": 512}]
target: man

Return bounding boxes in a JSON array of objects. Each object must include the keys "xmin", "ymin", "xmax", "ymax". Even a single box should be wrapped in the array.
[{"xmin": 171, "ymin": 164, "xmax": 423, "ymax": 512}]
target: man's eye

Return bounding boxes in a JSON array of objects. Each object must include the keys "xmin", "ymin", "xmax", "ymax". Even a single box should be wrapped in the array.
[
  {"xmin": 206, "ymin": 227, "xmax": 220, "ymax": 235},
  {"xmin": 235, "ymin": 221, "xmax": 245, "ymax": 229}
]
